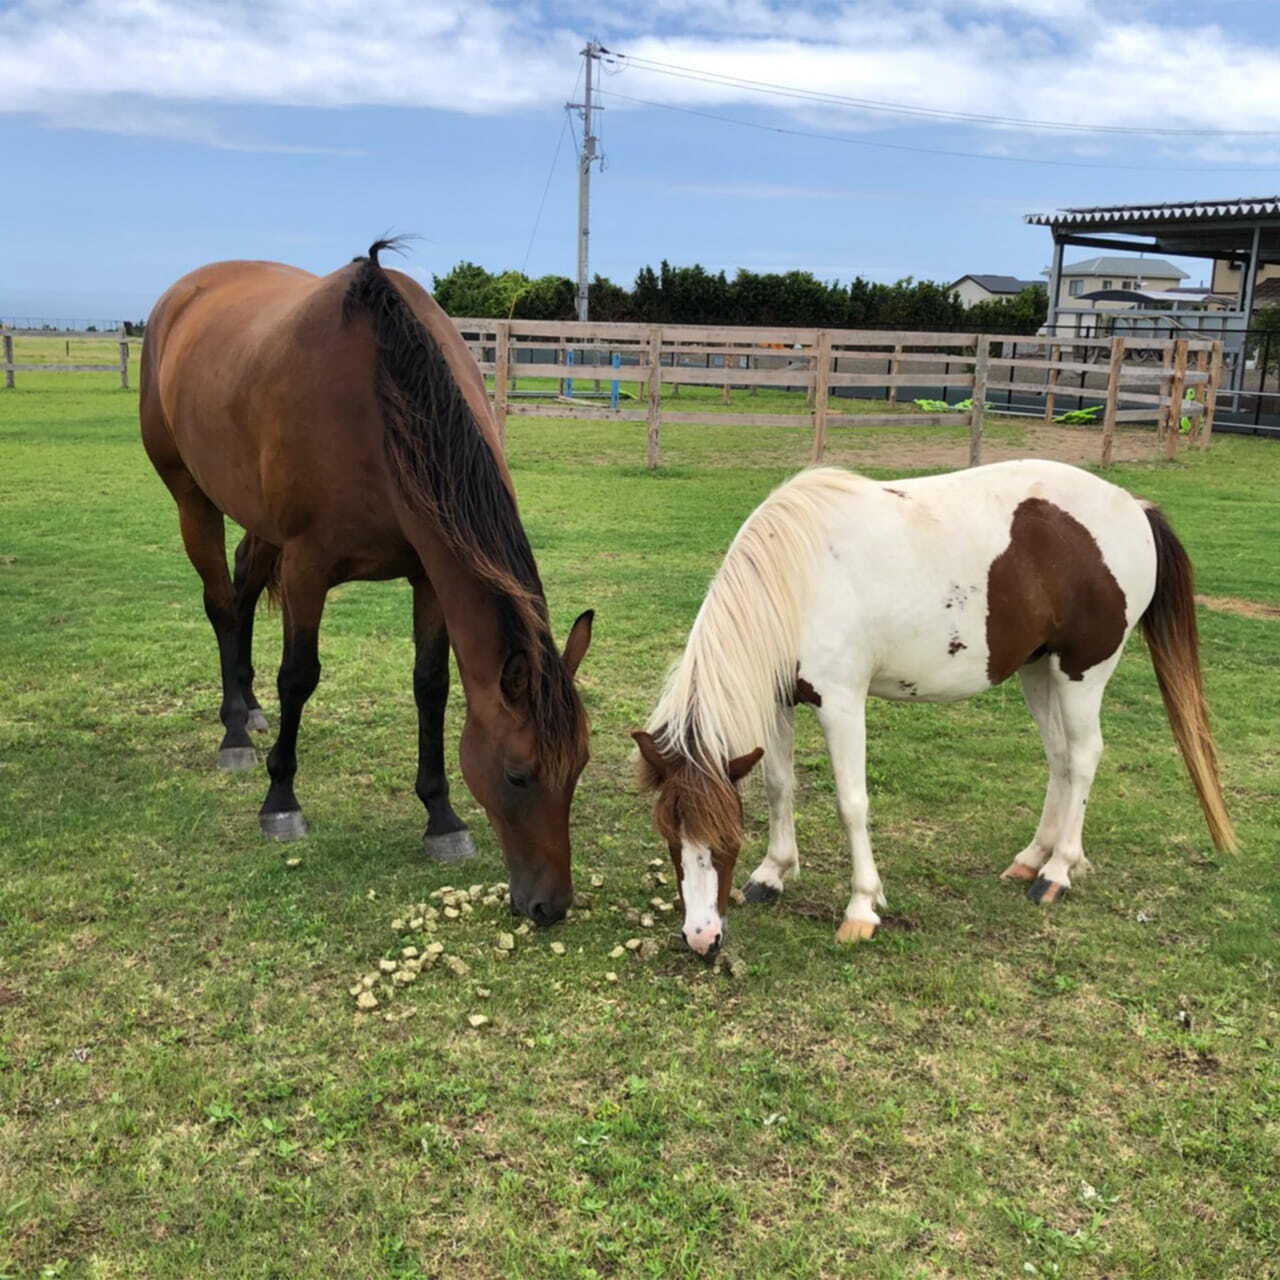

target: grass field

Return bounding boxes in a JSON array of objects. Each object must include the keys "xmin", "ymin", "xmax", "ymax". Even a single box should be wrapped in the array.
[{"xmin": 1, "ymin": 368, "xmax": 1277, "ymax": 1279}]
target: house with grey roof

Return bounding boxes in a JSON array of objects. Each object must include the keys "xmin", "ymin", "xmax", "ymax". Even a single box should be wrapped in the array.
[
  {"xmin": 1049, "ymin": 256, "xmax": 1188, "ymax": 309},
  {"xmin": 949, "ymin": 274, "xmax": 1042, "ymax": 308}
]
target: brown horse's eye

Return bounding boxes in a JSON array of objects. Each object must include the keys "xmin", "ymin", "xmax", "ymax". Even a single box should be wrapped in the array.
[{"xmin": 505, "ymin": 768, "xmax": 532, "ymax": 789}]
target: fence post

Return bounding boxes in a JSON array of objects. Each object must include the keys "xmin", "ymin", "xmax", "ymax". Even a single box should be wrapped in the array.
[
  {"xmin": 118, "ymin": 341, "xmax": 130, "ymax": 390},
  {"xmin": 887, "ymin": 343, "xmax": 902, "ymax": 405},
  {"xmin": 969, "ymin": 335, "xmax": 989, "ymax": 468},
  {"xmin": 810, "ymin": 330, "xmax": 832, "ymax": 462},
  {"xmin": 1099, "ymin": 335, "xmax": 1125, "ymax": 467},
  {"xmin": 1165, "ymin": 339, "xmax": 1189, "ymax": 460},
  {"xmin": 1200, "ymin": 342, "xmax": 1224, "ymax": 450},
  {"xmin": 3, "ymin": 334, "xmax": 13, "ymax": 389},
  {"xmin": 646, "ymin": 326, "xmax": 663, "ymax": 470},
  {"xmin": 493, "ymin": 322, "xmax": 510, "ymax": 444},
  {"xmin": 1042, "ymin": 342, "xmax": 1059, "ymax": 423}
]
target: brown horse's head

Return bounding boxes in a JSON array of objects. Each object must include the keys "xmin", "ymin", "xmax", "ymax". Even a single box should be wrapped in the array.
[
  {"xmin": 459, "ymin": 610, "xmax": 593, "ymax": 926},
  {"xmin": 632, "ymin": 729, "xmax": 763, "ymax": 958}
]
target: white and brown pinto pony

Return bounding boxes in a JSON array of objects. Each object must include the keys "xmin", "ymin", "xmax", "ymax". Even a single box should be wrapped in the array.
[{"xmin": 634, "ymin": 461, "xmax": 1236, "ymax": 957}]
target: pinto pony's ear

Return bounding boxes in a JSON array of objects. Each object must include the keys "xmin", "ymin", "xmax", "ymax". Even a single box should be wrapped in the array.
[
  {"xmin": 562, "ymin": 609, "xmax": 594, "ymax": 678},
  {"xmin": 727, "ymin": 747, "xmax": 764, "ymax": 783},
  {"xmin": 631, "ymin": 730, "xmax": 670, "ymax": 784}
]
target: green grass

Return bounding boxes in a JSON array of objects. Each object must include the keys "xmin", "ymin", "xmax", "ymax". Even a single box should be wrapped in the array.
[{"xmin": 1, "ymin": 374, "xmax": 1277, "ymax": 1279}]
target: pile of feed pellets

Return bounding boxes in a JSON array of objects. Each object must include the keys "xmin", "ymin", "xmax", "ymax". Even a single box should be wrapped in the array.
[{"xmin": 349, "ymin": 860, "xmax": 741, "ymax": 1023}]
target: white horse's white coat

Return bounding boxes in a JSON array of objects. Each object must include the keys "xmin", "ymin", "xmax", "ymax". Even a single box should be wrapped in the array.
[{"xmin": 652, "ymin": 460, "xmax": 1160, "ymax": 946}]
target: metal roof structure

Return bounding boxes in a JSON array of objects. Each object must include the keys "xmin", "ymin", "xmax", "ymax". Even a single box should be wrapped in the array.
[
  {"xmin": 1027, "ymin": 196, "xmax": 1280, "ymax": 389},
  {"xmin": 1026, "ymin": 196, "xmax": 1280, "ymax": 264}
]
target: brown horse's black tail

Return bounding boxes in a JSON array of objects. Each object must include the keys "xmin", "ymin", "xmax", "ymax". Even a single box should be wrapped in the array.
[{"xmin": 1140, "ymin": 505, "xmax": 1237, "ymax": 852}]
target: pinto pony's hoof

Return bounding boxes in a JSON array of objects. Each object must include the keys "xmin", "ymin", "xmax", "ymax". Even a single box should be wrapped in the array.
[
  {"xmin": 260, "ymin": 810, "xmax": 308, "ymax": 841},
  {"xmin": 246, "ymin": 708, "xmax": 270, "ymax": 734},
  {"xmin": 424, "ymin": 829, "xmax": 476, "ymax": 864},
  {"xmin": 836, "ymin": 919, "xmax": 877, "ymax": 944},
  {"xmin": 1027, "ymin": 875, "xmax": 1068, "ymax": 904},
  {"xmin": 217, "ymin": 746, "xmax": 258, "ymax": 772},
  {"xmin": 742, "ymin": 880, "xmax": 781, "ymax": 905},
  {"xmin": 1000, "ymin": 861, "xmax": 1039, "ymax": 883}
]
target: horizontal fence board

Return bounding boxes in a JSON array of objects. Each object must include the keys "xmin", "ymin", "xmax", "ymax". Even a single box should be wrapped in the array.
[
  {"xmin": 504, "ymin": 403, "xmax": 651, "ymax": 422},
  {"xmin": 658, "ymin": 411, "xmax": 809, "ymax": 427},
  {"xmin": 497, "ymin": 361, "xmax": 651, "ymax": 381},
  {"xmin": 835, "ymin": 350, "xmax": 977, "ymax": 367},
  {"xmin": 3, "ymin": 362, "xmax": 118, "ymax": 372},
  {"xmin": 662, "ymin": 366, "xmax": 811, "ymax": 387},
  {"xmin": 828, "ymin": 372, "xmax": 976, "ymax": 389},
  {"xmin": 826, "ymin": 412, "xmax": 971, "ymax": 427},
  {"xmin": 831, "ymin": 329, "xmax": 979, "ymax": 347}
]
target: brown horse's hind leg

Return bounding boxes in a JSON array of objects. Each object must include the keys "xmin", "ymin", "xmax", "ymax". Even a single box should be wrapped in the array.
[
  {"xmin": 412, "ymin": 577, "xmax": 475, "ymax": 864},
  {"xmin": 259, "ymin": 552, "xmax": 328, "ymax": 841},
  {"xmin": 168, "ymin": 477, "xmax": 257, "ymax": 771},
  {"xmin": 233, "ymin": 535, "xmax": 280, "ymax": 734}
]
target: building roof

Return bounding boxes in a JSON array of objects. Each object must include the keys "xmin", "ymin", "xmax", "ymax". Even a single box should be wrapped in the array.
[
  {"xmin": 1027, "ymin": 196, "xmax": 1280, "ymax": 228},
  {"xmin": 1058, "ymin": 256, "xmax": 1187, "ymax": 280},
  {"xmin": 952, "ymin": 274, "xmax": 1041, "ymax": 295},
  {"xmin": 1025, "ymin": 197, "xmax": 1280, "ymax": 265}
]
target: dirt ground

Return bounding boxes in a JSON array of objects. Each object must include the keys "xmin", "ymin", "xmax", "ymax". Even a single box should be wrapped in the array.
[{"xmin": 823, "ymin": 420, "xmax": 1176, "ymax": 471}]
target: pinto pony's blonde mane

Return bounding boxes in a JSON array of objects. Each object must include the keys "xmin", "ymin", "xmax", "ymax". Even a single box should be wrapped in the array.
[{"xmin": 648, "ymin": 467, "xmax": 868, "ymax": 770}]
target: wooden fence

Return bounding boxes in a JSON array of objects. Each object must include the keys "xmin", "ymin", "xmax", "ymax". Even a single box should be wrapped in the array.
[
  {"xmin": 452, "ymin": 319, "xmax": 1223, "ymax": 469},
  {"xmin": 2, "ymin": 333, "xmax": 132, "ymax": 389}
]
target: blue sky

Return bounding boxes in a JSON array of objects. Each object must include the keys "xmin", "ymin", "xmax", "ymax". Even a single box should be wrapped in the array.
[{"xmin": 2, "ymin": 0, "xmax": 1279, "ymax": 322}]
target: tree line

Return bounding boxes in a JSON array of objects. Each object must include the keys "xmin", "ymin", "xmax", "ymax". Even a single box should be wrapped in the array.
[{"xmin": 432, "ymin": 260, "xmax": 1050, "ymax": 334}]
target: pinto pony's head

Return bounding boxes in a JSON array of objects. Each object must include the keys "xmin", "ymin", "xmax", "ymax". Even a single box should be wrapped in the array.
[{"xmin": 632, "ymin": 730, "xmax": 763, "ymax": 958}]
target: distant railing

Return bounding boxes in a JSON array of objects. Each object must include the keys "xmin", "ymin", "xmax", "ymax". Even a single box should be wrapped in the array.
[
  {"xmin": 451, "ymin": 319, "xmax": 1224, "ymax": 469},
  {"xmin": 2, "ymin": 334, "xmax": 132, "ymax": 389}
]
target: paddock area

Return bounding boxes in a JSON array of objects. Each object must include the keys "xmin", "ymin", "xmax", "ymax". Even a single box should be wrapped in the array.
[{"xmin": 1, "ymin": 372, "xmax": 1277, "ymax": 1278}]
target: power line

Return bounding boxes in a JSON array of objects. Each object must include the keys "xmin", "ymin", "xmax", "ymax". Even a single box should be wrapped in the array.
[
  {"xmin": 611, "ymin": 51, "xmax": 1280, "ymax": 138},
  {"xmin": 594, "ymin": 87, "xmax": 1280, "ymax": 173},
  {"xmin": 518, "ymin": 102, "xmax": 573, "ymax": 279}
]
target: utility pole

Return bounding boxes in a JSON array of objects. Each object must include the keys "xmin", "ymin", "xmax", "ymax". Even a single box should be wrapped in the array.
[{"xmin": 568, "ymin": 41, "xmax": 606, "ymax": 322}]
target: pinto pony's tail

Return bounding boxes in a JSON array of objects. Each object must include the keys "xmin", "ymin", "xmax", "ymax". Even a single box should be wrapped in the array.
[{"xmin": 1140, "ymin": 505, "xmax": 1237, "ymax": 853}]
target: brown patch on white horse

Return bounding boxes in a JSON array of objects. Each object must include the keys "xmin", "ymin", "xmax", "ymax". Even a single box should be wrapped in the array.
[{"xmin": 985, "ymin": 497, "xmax": 1128, "ymax": 685}]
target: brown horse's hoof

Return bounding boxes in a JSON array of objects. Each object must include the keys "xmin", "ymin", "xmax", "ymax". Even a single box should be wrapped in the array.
[
  {"xmin": 218, "ymin": 746, "xmax": 258, "ymax": 772},
  {"xmin": 260, "ymin": 810, "xmax": 308, "ymax": 841},
  {"xmin": 836, "ymin": 919, "xmax": 877, "ymax": 944},
  {"xmin": 743, "ymin": 879, "xmax": 781, "ymax": 905},
  {"xmin": 1000, "ymin": 861, "xmax": 1038, "ymax": 882},
  {"xmin": 424, "ymin": 830, "xmax": 476, "ymax": 864},
  {"xmin": 246, "ymin": 708, "xmax": 270, "ymax": 734},
  {"xmin": 1027, "ymin": 875, "xmax": 1068, "ymax": 904}
]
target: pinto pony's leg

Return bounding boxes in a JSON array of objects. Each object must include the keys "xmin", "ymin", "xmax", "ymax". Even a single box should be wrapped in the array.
[
  {"xmin": 411, "ymin": 577, "xmax": 475, "ymax": 864},
  {"xmin": 820, "ymin": 692, "xmax": 884, "ymax": 943},
  {"xmin": 232, "ymin": 535, "xmax": 279, "ymax": 735},
  {"xmin": 744, "ymin": 707, "xmax": 798, "ymax": 903},
  {"xmin": 166, "ymin": 477, "xmax": 257, "ymax": 772},
  {"xmin": 258, "ymin": 553, "xmax": 328, "ymax": 841},
  {"xmin": 1002, "ymin": 656, "xmax": 1068, "ymax": 883},
  {"xmin": 1026, "ymin": 662, "xmax": 1116, "ymax": 904}
]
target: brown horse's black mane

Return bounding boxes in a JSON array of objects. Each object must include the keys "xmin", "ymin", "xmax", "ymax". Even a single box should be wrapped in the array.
[{"xmin": 345, "ymin": 239, "xmax": 585, "ymax": 781}]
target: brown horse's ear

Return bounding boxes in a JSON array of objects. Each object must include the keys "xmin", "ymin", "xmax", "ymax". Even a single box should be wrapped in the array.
[
  {"xmin": 562, "ymin": 609, "xmax": 594, "ymax": 678},
  {"xmin": 500, "ymin": 650, "xmax": 530, "ymax": 705},
  {"xmin": 727, "ymin": 747, "xmax": 764, "ymax": 783},
  {"xmin": 631, "ymin": 730, "xmax": 669, "ymax": 779}
]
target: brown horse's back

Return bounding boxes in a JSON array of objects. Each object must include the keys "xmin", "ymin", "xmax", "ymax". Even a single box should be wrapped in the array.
[{"xmin": 140, "ymin": 256, "xmax": 500, "ymax": 579}]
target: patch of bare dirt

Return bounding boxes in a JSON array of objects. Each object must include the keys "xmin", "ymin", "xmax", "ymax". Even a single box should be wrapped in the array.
[
  {"xmin": 1195, "ymin": 594, "xmax": 1280, "ymax": 621},
  {"xmin": 824, "ymin": 422, "xmax": 1169, "ymax": 471}
]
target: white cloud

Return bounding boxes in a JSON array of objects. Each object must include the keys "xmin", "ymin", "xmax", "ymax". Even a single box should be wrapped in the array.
[{"xmin": 2, "ymin": 0, "xmax": 1279, "ymax": 158}]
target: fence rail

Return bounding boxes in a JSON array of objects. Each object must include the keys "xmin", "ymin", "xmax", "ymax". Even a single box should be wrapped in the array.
[
  {"xmin": 2, "ymin": 334, "xmax": 132, "ymax": 389},
  {"xmin": 452, "ymin": 319, "xmax": 1223, "ymax": 468}
]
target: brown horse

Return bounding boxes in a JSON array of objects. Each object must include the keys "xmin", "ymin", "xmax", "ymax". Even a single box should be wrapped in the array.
[{"xmin": 140, "ymin": 240, "xmax": 593, "ymax": 924}]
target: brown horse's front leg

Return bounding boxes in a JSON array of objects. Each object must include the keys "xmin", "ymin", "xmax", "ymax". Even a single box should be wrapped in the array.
[
  {"xmin": 412, "ymin": 577, "xmax": 475, "ymax": 864},
  {"xmin": 259, "ymin": 555, "xmax": 327, "ymax": 841}
]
